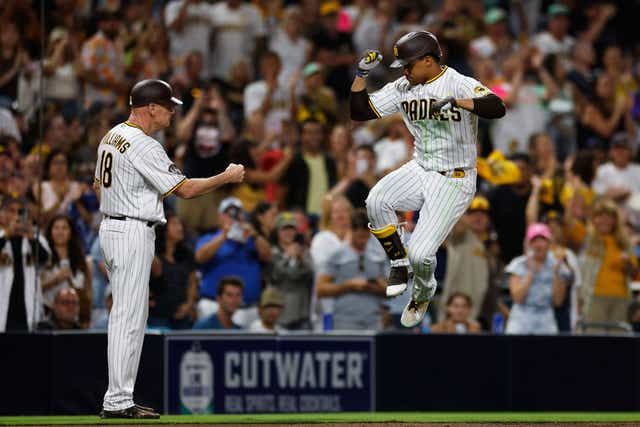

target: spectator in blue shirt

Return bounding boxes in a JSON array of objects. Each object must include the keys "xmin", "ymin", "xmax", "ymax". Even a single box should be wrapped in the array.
[
  {"xmin": 194, "ymin": 197, "xmax": 272, "ymax": 322},
  {"xmin": 193, "ymin": 276, "xmax": 244, "ymax": 330}
]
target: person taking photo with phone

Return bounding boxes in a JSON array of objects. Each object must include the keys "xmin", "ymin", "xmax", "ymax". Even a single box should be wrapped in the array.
[{"xmin": 0, "ymin": 198, "xmax": 50, "ymax": 332}]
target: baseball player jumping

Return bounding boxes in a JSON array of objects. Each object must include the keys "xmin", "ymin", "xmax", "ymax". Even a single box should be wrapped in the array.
[
  {"xmin": 95, "ymin": 80, "xmax": 244, "ymax": 419},
  {"xmin": 350, "ymin": 31, "xmax": 505, "ymax": 327}
]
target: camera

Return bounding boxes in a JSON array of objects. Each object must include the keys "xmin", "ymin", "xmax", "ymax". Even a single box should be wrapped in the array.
[{"xmin": 226, "ymin": 206, "xmax": 243, "ymax": 221}]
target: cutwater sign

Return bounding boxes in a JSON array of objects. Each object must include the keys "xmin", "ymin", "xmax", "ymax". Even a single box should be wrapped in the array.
[{"xmin": 165, "ymin": 335, "xmax": 374, "ymax": 414}]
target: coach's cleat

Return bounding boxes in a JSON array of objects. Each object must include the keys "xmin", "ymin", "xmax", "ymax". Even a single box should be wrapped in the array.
[
  {"xmin": 400, "ymin": 299, "xmax": 430, "ymax": 328},
  {"xmin": 135, "ymin": 403, "xmax": 156, "ymax": 413},
  {"xmin": 100, "ymin": 405, "xmax": 160, "ymax": 419},
  {"xmin": 386, "ymin": 266, "xmax": 410, "ymax": 297}
]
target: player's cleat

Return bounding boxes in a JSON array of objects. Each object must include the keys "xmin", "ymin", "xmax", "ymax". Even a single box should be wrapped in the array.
[
  {"xmin": 400, "ymin": 299, "xmax": 430, "ymax": 328},
  {"xmin": 100, "ymin": 405, "xmax": 160, "ymax": 419},
  {"xmin": 400, "ymin": 275, "xmax": 436, "ymax": 327},
  {"xmin": 135, "ymin": 404, "xmax": 156, "ymax": 413},
  {"xmin": 386, "ymin": 266, "xmax": 409, "ymax": 297}
]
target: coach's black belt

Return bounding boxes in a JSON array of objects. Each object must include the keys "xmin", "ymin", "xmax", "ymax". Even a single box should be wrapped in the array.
[
  {"xmin": 438, "ymin": 168, "xmax": 465, "ymax": 178},
  {"xmin": 105, "ymin": 215, "xmax": 156, "ymax": 228}
]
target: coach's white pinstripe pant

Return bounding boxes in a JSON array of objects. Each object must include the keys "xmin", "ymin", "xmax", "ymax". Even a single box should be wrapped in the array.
[
  {"xmin": 100, "ymin": 218, "xmax": 155, "ymax": 411},
  {"xmin": 366, "ymin": 160, "xmax": 476, "ymax": 290}
]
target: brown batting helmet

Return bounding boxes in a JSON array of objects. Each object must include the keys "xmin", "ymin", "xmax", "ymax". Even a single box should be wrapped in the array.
[
  {"xmin": 129, "ymin": 79, "xmax": 183, "ymax": 108},
  {"xmin": 389, "ymin": 31, "xmax": 442, "ymax": 68}
]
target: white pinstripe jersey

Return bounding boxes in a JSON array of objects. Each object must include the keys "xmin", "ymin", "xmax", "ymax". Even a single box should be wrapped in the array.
[
  {"xmin": 369, "ymin": 66, "xmax": 491, "ymax": 172},
  {"xmin": 94, "ymin": 122, "xmax": 186, "ymax": 224}
]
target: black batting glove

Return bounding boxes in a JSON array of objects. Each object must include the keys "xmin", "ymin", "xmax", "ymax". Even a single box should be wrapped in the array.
[
  {"xmin": 431, "ymin": 97, "xmax": 457, "ymax": 114},
  {"xmin": 357, "ymin": 49, "xmax": 383, "ymax": 78}
]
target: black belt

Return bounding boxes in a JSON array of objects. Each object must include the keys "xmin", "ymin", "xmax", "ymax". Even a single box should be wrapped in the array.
[
  {"xmin": 438, "ymin": 168, "xmax": 465, "ymax": 178},
  {"xmin": 105, "ymin": 215, "xmax": 156, "ymax": 228}
]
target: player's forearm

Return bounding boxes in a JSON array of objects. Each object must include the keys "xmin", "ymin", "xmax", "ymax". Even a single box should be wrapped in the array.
[
  {"xmin": 176, "ymin": 174, "xmax": 229, "ymax": 199},
  {"xmin": 351, "ymin": 76, "xmax": 367, "ymax": 92},
  {"xmin": 456, "ymin": 94, "xmax": 506, "ymax": 119},
  {"xmin": 350, "ymin": 88, "xmax": 378, "ymax": 121}
]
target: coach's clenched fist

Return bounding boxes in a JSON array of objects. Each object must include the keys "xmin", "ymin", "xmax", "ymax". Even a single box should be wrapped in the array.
[
  {"xmin": 357, "ymin": 49, "xmax": 383, "ymax": 78},
  {"xmin": 225, "ymin": 163, "xmax": 245, "ymax": 183}
]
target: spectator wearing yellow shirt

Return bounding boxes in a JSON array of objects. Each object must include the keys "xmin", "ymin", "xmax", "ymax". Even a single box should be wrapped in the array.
[{"xmin": 566, "ymin": 200, "xmax": 639, "ymax": 327}]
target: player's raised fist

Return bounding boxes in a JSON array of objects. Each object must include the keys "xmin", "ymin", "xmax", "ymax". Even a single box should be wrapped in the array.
[
  {"xmin": 357, "ymin": 49, "xmax": 383, "ymax": 77},
  {"xmin": 431, "ymin": 97, "xmax": 457, "ymax": 115},
  {"xmin": 225, "ymin": 163, "xmax": 245, "ymax": 183}
]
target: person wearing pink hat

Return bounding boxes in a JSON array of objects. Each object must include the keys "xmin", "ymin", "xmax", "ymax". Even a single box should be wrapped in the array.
[{"xmin": 504, "ymin": 223, "xmax": 572, "ymax": 334}]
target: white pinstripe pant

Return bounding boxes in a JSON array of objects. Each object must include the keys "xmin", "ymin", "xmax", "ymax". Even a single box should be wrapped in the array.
[
  {"xmin": 366, "ymin": 160, "xmax": 476, "ymax": 286},
  {"xmin": 100, "ymin": 218, "xmax": 155, "ymax": 411}
]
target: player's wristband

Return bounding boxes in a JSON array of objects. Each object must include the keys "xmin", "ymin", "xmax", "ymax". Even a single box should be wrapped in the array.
[{"xmin": 356, "ymin": 69, "xmax": 369, "ymax": 78}]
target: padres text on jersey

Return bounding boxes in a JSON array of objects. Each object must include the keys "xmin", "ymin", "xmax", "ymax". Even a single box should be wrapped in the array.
[{"xmin": 368, "ymin": 66, "xmax": 491, "ymax": 172}]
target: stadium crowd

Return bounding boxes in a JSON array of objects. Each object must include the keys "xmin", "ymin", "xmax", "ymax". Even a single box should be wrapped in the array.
[{"xmin": 1, "ymin": 0, "xmax": 640, "ymax": 335}]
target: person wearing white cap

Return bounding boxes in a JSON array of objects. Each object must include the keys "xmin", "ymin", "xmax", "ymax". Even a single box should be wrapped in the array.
[{"xmin": 194, "ymin": 197, "xmax": 271, "ymax": 323}]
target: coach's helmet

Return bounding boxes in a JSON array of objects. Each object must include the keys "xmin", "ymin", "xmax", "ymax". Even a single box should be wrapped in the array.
[
  {"xmin": 389, "ymin": 31, "xmax": 442, "ymax": 68},
  {"xmin": 129, "ymin": 79, "xmax": 183, "ymax": 109}
]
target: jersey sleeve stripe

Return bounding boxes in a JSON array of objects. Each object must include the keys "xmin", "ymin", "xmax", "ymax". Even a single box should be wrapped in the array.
[
  {"xmin": 368, "ymin": 97, "xmax": 382, "ymax": 118},
  {"xmin": 162, "ymin": 177, "xmax": 187, "ymax": 198}
]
